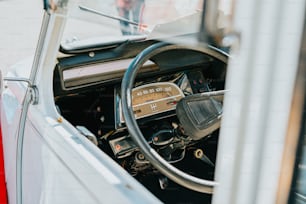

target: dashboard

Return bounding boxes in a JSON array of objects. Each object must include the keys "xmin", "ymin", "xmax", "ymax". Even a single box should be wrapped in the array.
[{"xmin": 53, "ymin": 43, "xmax": 227, "ymax": 203}]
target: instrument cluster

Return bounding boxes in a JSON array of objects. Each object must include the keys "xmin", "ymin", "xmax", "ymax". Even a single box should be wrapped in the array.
[
  {"xmin": 115, "ymin": 70, "xmax": 211, "ymax": 129},
  {"xmin": 119, "ymin": 82, "xmax": 184, "ymax": 123}
]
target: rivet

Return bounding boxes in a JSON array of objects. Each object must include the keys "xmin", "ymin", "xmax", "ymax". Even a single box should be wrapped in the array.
[
  {"xmin": 57, "ymin": 117, "xmax": 63, "ymax": 123},
  {"xmin": 89, "ymin": 52, "xmax": 95, "ymax": 57}
]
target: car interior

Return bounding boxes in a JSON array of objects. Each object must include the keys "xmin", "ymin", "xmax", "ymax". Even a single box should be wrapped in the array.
[{"xmin": 53, "ymin": 38, "xmax": 228, "ymax": 203}]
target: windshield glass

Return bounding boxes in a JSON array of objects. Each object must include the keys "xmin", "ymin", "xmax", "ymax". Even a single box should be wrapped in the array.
[{"xmin": 62, "ymin": 0, "xmax": 203, "ymax": 48}]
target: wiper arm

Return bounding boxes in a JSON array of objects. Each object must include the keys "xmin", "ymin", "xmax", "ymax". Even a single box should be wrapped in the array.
[{"xmin": 79, "ymin": 5, "xmax": 147, "ymax": 28}]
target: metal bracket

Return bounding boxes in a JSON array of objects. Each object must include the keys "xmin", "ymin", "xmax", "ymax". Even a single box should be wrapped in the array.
[
  {"xmin": 29, "ymin": 85, "xmax": 39, "ymax": 105},
  {"xmin": 3, "ymin": 77, "xmax": 39, "ymax": 105}
]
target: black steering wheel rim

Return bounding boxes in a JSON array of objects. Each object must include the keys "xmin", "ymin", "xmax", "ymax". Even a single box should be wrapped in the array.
[{"xmin": 121, "ymin": 42, "xmax": 226, "ymax": 194}]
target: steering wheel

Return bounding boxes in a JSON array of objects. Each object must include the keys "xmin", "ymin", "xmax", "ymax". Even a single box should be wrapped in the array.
[{"xmin": 121, "ymin": 42, "xmax": 227, "ymax": 194}]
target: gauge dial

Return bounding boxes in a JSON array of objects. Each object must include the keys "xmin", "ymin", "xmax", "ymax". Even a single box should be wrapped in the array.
[{"xmin": 120, "ymin": 82, "xmax": 184, "ymax": 122}]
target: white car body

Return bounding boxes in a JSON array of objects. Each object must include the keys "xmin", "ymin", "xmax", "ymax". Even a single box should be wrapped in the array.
[
  {"xmin": 1, "ymin": 0, "xmax": 306, "ymax": 204},
  {"xmin": 1, "ymin": 32, "xmax": 160, "ymax": 204}
]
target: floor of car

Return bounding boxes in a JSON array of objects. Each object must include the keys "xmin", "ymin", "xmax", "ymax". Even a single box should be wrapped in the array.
[{"xmin": 140, "ymin": 175, "xmax": 212, "ymax": 204}]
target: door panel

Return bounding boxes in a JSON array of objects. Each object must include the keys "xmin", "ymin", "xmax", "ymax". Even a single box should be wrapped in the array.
[{"xmin": 1, "ymin": 82, "xmax": 26, "ymax": 204}]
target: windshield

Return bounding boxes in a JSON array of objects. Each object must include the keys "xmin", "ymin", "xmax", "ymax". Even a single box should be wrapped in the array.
[{"xmin": 62, "ymin": 0, "xmax": 203, "ymax": 48}]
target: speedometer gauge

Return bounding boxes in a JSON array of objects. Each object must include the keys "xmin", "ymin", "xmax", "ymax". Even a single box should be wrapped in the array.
[{"xmin": 119, "ymin": 82, "xmax": 184, "ymax": 122}]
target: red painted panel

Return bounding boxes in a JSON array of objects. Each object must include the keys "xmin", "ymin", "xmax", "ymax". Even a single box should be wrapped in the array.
[{"xmin": 0, "ymin": 121, "xmax": 7, "ymax": 203}]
